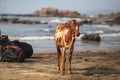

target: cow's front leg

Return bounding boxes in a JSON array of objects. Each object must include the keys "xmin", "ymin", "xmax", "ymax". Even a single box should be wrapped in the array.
[
  {"xmin": 61, "ymin": 48, "xmax": 66, "ymax": 75},
  {"xmin": 68, "ymin": 46, "xmax": 74, "ymax": 74},
  {"xmin": 56, "ymin": 46, "xmax": 61, "ymax": 71}
]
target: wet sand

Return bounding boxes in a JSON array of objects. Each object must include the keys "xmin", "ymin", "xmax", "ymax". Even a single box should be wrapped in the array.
[{"xmin": 0, "ymin": 50, "xmax": 120, "ymax": 80}]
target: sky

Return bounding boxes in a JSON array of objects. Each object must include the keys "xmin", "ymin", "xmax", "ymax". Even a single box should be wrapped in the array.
[{"xmin": 0, "ymin": 0, "xmax": 120, "ymax": 15}]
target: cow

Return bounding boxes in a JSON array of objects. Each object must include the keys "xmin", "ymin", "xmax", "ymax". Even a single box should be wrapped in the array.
[{"xmin": 54, "ymin": 20, "xmax": 82, "ymax": 75}]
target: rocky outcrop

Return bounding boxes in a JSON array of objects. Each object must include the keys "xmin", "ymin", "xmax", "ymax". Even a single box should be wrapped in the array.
[
  {"xmin": 33, "ymin": 7, "xmax": 81, "ymax": 18},
  {"xmin": 0, "ymin": 18, "xmax": 48, "ymax": 24},
  {"xmin": 105, "ymin": 16, "xmax": 120, "ymax": 25},
  {"xmin": 80, "ymin": 33, "xmax": 101, "ymax": 41},
  {"xmin": 113, "ymin": 16, "xmax": 120, "ymax": 24},
  {"xmin": 59, "ymin": 10, "xmax": 80, "ymax": 17},
  {"xmin": 33, "ymin": 7, "xmax": 59, "ymax": 17},
  {"xmin": 82, "ymin": 20, "xmax": 93, "ymax": 24}
]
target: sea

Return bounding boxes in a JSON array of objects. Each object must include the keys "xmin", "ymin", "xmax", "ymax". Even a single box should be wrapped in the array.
[{"xmin": 0, "ymin": 16, "xmax": 120, "ymax": 53}]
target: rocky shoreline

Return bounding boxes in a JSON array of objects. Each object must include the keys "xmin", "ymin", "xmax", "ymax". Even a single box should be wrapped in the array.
[
  {"xmin": 0, "ymin": 17, "xmax": 48, "ymax": 24},
  {"xmin": 0, "ymin": 16, "xmax": 119, "ymax": 25},
  {"xmin": 33, "ymin": 7, "xmax": 81, "ymax": 18},
  {"xmin": 0, "ymin": 7, "xmax": 120, "ymax": 25}
]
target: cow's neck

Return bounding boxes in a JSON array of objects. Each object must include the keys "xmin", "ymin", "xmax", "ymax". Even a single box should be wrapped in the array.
[{"xmin": 64, "ymin": 28, "xmax": 75, "ymax": 48}]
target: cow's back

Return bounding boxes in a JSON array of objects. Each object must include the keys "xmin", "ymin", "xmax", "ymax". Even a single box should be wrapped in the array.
[
  {"xmin": 54, "ymin": 23, "xmax": 74, "ymax": 48},
  {"xmin": 54, "ymin": 23, "xmax": 65, "ymax": 47}
]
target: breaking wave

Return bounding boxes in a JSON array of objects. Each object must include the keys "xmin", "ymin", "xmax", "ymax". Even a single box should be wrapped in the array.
[
  {"xmin": 48, "ymin": 17, "xmax": 82, "ymax": 23},
  {"xmin": 9, "ymin": 32, "xmax": 120, "ymax": 41},
  {"xmin": 100, "ymin": 33, "xmax": 120, "ymax": 37},
  {"xmin": 86, "ymin": 30, "xmax": 104, "ymax": 34},
  {"xmin": 9, "ymin": 36, "xmax": 54, "ymax": 41}
]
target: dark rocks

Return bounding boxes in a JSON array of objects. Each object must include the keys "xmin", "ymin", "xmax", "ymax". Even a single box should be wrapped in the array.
[
  {"xmin": 80, "ymin": 33, "xmax": 101, "ymax": 41},
  {"xmin": 82, "ymin": 19, "xmax": 93, "ymax": 24},
  {"xmin": 33, "ymin": 7, "xmax": 81, "ymax": 18},
  {"xmin": 0, "ymin": 18, "xmax": 48, "ymax": 24},
  {"xmin": 105, "ymin": 14, "xmax": 120, "ymax": 25},
  {"xmin": 59, "ymin": 10, "xmax": 80, "ymax": 17},
  {"xmin": 113, "ymin": 16, "xmax": 120, "ymax": 24}
]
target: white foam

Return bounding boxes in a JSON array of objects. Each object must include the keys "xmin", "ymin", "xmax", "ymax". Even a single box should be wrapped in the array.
[
  {"xmin": 48, "ymin": 17, "xmax": 82, "ymax": 23},
  {"xmin": 9, "ymin": 36, "xmax": 54, "ymax": 41},
  {"xmin": 8, "ymin": 33, "xmax": 120, "ymax": 41},
  {"xmin": 40, "ymin": 29, "xmax": 51, "ymax": 32},
  {"xmin": 86, "ymin": 30, "xmax": 104, "ymax": 34},
  {"xmin": 48, "ymin": 18, "xmax": 67, "ymax": 23},
  {"xmin": 92, "ymin": 25, "xmax": 120, "ymax": 32},
  {"xmin": 100, "ymin": 33, "xmax": 120, "ymax": 37},
  {"xmin": 21, "ymin": 36, "xmax": 54, "ymax": 40}
]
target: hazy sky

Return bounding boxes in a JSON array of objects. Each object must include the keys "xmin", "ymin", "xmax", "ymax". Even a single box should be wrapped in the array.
[{"xmin": 0, "ymin": 0, "xmax": 120, "ymax": 14}]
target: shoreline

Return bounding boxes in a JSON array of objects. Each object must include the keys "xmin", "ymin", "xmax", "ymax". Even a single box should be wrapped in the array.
[
  {"xmin": 0, "ymin": 49, "xmax": 120, "ymax": 80},
  {"xmin": 25, "ymin": 39, "xmax": 120, "ymax": 54},
  {"xmin": 33, "ymin": 48, "xmax": 120, "ymax": 54},
  {"xmin": 0, "ymin": 14, "xmax": 120, "ymax": 25}
]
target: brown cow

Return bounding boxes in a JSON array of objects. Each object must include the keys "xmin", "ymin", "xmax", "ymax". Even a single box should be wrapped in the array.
[{"xmin": 54, "ymin": 20, "xmax": 82, "ymax": 75}]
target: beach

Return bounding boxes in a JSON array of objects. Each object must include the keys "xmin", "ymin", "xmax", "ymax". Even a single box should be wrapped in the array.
[
  {"xmin": 0, "ymin": 13, "xmax": 120, "ymax": 80},
  {"xmin": 0, "ymin": 0, "xmax": 120, "ymax": 80},
  {"xmin": 0, "ymin": 49, "xmax": 120, "ymax": 80}
]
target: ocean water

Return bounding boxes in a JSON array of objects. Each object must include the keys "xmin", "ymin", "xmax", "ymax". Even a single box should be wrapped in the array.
[{"xmin": 0, "ymin": 16, "xmax": 120, "ymax": 53}]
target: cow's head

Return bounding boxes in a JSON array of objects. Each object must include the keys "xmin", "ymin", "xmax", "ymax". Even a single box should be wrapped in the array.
[{"xmin": 69, "ymin": 20, "xmax": 82, "ymax": 37}]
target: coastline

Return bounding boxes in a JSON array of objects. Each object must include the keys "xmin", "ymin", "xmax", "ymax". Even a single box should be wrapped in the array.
[
  {"xmin": 0, "ymin": 49, "xmax": 120, "ymax": 80},
  {"xmin": 0, "ymin": 13, "xmax": 120, "ymax": 80},
  {"xmin": 25, "ymin": 39, "xmax": 120, "ymax": 54}
]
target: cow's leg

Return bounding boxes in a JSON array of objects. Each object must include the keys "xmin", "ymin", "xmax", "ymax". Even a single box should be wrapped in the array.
[
  {"xmin": 61, "ymin": 48, "xmax": 66, "ymax": 75},
  {"xmin": 68, "ymin": 46, "xmax": 74, "ymax": 74},
  {"xmin": 56, "ymin": 45, "xmax": 61, "ymax": 71}
]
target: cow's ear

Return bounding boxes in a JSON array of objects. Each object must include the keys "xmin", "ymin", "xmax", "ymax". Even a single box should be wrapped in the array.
[
  {"xmin": 71, "ymin": 20, "xmax": 74, "ymax": 24},
  {"xmin": 71, "ymin": 20, "xmax": 77, "ymax": 24}
]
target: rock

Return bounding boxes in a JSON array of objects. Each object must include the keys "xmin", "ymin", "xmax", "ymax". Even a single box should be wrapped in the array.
[
  {"xmin": 59, "ymin": 10, "xmax": 80, "ymax": 17},
  {"xmin": 82, "ymin": 19, "xmax": 93, "ymax": 24},
  {"xmin": 80, "ymin": 33, "xmax": 101, "ymax": 41},
  {"xmin": 0, "ymin": 18, "xmax": 48, "ymax": 24},
  {"xmin": 113, "ymin": 16, "xmax": 120, "ymax": 24},
  {"xmin": 105, "ymin": 16, "xmax": 120, "ymax": 25},
  {"xmin": 33, "ymin": 7, "xmax": 59, "ymax": 17},
  {"xmin": 33, "ymin": 7, "xmax": 81, "ymax": 18}
]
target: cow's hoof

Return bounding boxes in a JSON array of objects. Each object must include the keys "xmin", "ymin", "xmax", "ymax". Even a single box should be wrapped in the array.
[
  {"xmin": 68, "ymin": 71, "xmax": 72, "ymax": 75},
  {"xmin": 57, "ymin": 67, "xmax": 60, "ymax": 71},
  {"xmin": 61, "ymin": 71, "xmax": 65, "ymax": 75}
]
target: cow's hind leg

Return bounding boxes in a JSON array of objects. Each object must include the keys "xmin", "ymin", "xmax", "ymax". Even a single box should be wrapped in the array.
[
  {"xmin": 56, "ymin": 46, "xmax": 61, "ymax": 71},
  {"xmin": 61, "ymin": 48, "xmax": 66, "ymax": 75},
  {"xmin": 68, "ymin": 46, "xmax": 74, "ymax": 74}
]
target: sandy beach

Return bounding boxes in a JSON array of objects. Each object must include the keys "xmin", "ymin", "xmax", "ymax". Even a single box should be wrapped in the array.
[
  {"xmin": 0, "ymin": 49, "xmax": 120, "ymax": 80},
  {"xmin": 0, "ymin": 0, "xmax": 120, "ymax": 80}
]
